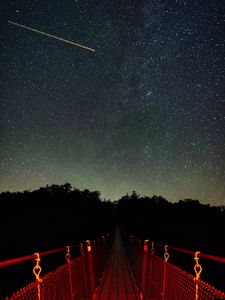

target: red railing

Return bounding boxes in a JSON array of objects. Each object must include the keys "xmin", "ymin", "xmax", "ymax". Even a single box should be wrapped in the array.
[
  {"xmin": 2, "ymin": 231, "xmax": 225, "ymax": 300},
  {"xmin": 123, "ymin": 234, "xmax": 225, "ymax": 300},
  {"xmin": 1, "ymin": 235, "xmax": 111, "ymax": 300},
  {"xmin": 0, "ymin": 245, "xmax": 76, "ymax": 269}
]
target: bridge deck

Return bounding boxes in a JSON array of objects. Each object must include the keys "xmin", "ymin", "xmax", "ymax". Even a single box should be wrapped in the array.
[{"xmin": 97, "ymin": 229, "xmax": 138, "ymax": 300}]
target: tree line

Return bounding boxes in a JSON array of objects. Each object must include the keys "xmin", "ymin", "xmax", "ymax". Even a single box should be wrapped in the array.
[{"xmin": 1, "ymin": 184, "xmax": 224, "ymax": 257}]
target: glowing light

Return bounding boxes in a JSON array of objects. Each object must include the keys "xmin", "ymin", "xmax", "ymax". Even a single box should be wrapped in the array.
[
  {"xmin": 144, "ymin": 240, "xmax": 149, "ymax": 252},
  {"xmin": 86, "ymin": 240, "xmax": 92, "ymax": 252}
]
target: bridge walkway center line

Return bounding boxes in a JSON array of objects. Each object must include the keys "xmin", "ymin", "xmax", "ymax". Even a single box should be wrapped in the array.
[{"xmin": 96, "ymin": 229, "xmax": 139, "ymax": 300}]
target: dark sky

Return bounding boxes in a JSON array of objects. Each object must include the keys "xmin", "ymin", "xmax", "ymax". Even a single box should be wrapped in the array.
[{"xmin": 1, "ymin": 0, "xmax": 225, "ymax": 204}]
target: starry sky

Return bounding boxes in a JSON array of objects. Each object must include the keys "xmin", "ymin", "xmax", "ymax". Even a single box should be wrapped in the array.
[{"xmin": 1, "ymin": 0, "xmax": 225, "ymax": 205}]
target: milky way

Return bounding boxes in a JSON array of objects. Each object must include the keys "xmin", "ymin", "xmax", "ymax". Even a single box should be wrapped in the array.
[{"xmin": 1, "ymin": 0, "xmax": 225, "ymax": 204}]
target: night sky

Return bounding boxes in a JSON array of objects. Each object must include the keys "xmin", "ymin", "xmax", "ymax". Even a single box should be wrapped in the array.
[{"xmin": 1, "ymin": 0, "xmax": 225, "ymax": 205}]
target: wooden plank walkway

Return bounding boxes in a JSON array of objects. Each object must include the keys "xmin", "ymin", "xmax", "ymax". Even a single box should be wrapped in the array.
[{"xmin": 96, "ymin": 229, "xmax": 139, "ymax": 300}]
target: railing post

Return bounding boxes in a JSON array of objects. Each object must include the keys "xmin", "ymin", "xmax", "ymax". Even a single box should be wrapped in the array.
[
  {"xmin": 80, "ymin": 242, "xmax": 89, "ymax": 299},
  {"xmin": 140, "ymin": 240, "xmax": 149, "ymax": 298},
  {"xmin": 33, "ymin": 253, "xmax": 42, "ymax": 300},
  {"xmin": 162, "ymin": 245, "xmax": 169, "ymax": 300},
  {"xmin": 86, "ymin": 240, "xmax": 95, "ymax": 298},
  {"xmin": 147, "ymin": 242, "xmax": 155, "ymax": 298},
  {"xmin": 194, "ymin": 251, "xmax": 202, "ymax": 300},
  {"xmin": 65, "ymin": 246, "xmax": 74, "ymax": 300}
]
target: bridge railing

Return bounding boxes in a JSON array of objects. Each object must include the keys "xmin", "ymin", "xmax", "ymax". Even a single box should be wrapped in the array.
[
  {"xmin": 123, "ymin": 234, "xmax": 225, "ymax": 300},
  {"xmin": 0, "ymin": 234, "xmax": 111, "ymax": 300}
]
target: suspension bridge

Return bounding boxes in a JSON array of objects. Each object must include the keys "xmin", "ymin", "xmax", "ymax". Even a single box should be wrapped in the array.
[{"xmin": 1, "ymin": 228, "xmax": 225, "ymax": 300}]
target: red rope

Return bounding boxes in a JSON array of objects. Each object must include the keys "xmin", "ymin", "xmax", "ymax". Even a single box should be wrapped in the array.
[
  {"xmin": 138, "ymin": 239, "xmax": 225, "ymax": 264},
  {"xmin": 168, "ymin": 246, "xmax": 225, "ymax": 264},
  {"xmin": 0, "ymin": 253, "xmax": 36, "ymax": 268},
  {"xmin": 0, "ymin": 244, "xmax": 81, "ymax": 268}
]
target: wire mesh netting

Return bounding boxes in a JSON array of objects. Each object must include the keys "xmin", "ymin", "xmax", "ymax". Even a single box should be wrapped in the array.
[
  {"xmin": 124, "ymin": 236, "xmax": 225, "ymax": 300},
  {"xmin": 3, "ymin": 233, "xmax": 225, "ymax": 300},
  {"xmin": 4, "ymin": 238, "xmax": 111, "ymax": 300}
]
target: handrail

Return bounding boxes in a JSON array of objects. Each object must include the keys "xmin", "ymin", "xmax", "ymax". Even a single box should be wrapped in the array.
[
  {"xmin": 127, "ymin": 234, "xmax": 225, "ymax": 264},
  {"xmin": 169, "ymin": 245, "xmax": 225, "ymax": 264},
  {"xmin": 0, "ymin": 243, "xmax": 80, "ymax": 269}
]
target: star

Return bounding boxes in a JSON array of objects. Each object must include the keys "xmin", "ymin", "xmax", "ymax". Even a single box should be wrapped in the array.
[{"xmin": 0, "ymin": 0, "xmax": 224, "ymax": 205}]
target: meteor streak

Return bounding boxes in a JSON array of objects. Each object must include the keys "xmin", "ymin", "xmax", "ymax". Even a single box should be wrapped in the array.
[{"xmin": 8, "ymin": 21, "xmax": 95, "ymax": 52}]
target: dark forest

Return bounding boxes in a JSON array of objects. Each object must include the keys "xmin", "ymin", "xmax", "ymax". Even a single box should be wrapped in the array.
[{"xmin": 0, "ymin": 183, "xmax": 225, "ymax": 295}]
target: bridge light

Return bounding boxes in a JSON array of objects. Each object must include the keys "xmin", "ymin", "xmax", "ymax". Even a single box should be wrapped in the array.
[
  {"xmin": 144, "ymin": 240, "xmax": 149, "ymax": 251},
  {"xmin": 86, "ymin": 240, "xmax": 92, "ymax": 252}
]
